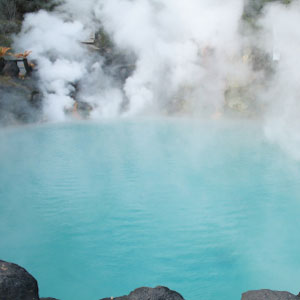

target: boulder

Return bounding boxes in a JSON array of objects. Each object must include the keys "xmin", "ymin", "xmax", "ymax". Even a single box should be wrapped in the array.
[
  {"xmin": 2, "ymin": 60, "xmax": 20, "ymax": 77},
  {"xmin": 0, "ymin": 75, "xmax": 42, "ymax": 125},
  {"xmin": 76, "ymin": 100, "xmax": 93, "ymax": 114},
  {"xmin": 0, "ymin": 260, "xmax": 39, "ymax": 300},
  {"xmin": 242, "ymin": 289, "xmax": 299, "ymax": 300},
  {"xmin": 100, "ymin": 286, "xmax": 185, "ymax": 300},
  {"xmin": 0, "ymin": 57, "xmax": 5, "ymax": 73}
]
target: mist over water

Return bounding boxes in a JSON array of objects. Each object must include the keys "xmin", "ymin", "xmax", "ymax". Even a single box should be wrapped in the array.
[
  {"xmin": 10, "ymin": 0, "xmax": 300, "ymax": 158},
  {"xmin": 2, "ymin": 1, "xmax": 300, "ymax": 299},
  {"xmin": 1, "ymin": 120, "xmax": 300, "ymax": 300}
]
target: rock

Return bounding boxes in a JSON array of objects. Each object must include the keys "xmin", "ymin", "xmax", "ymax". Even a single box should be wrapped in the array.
[
  {"xmin": 76, "ymin": 100, "xmax": 93, "ymax": 113},
  {"xmin": 23, "ymin": 59, "xmax": 33, "ymax": 76},
  {"xmin": 2, "ymin": 60, "xmax": 20, "ymax": 77},
  {"xmin": 242, "ymin": 289, "xmax": 299, "ymax": 300},
  {"xmin": 0, "ymin": 58, "xmax": 5, "ymax": 73},
  {"xmin": 100, "ymin": 286, "xmax": 185, "ymax": 300},
  {"xmin": 93, "ymin": 28, "xmax": 135, "ymax": 83},
  {"xmin": 64, "ymin": 101, "xmax": 92, "ymax": 119},
  {"xmin": 0, "ymin": 260, "xmax": 39, "ymax": 300},
  {"xmin": 0, "ymin": 75, "xmax": 42, "ymax": 125}
]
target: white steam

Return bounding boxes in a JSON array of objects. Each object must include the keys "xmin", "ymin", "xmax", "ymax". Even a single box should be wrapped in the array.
[
  {"xmin": 259, "ymin": 1, "xmax": 300, "ymax": 160},
  {"xmin": 94, "ymin": 0, "xmax": 244, "ymax": 115},
  {"xmin": 13, "ymin": 0, "xmax": 300, "ymax": 159},
  {"xmin": 16, "ymin": 11, "xmax": 88, "ymax": 121},
  {"xmin": 14, "ymin": 0, "xmax": 245, "ymax": 118}
]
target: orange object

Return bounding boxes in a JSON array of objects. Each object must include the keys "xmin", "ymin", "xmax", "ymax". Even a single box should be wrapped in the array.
[
  {"xmin": 0, "ymin": 47, "xmax": 11, "ymax": 57},
  {"xmin": 10, "ymin": 50, "xmax": 32, "ymax": 59}
]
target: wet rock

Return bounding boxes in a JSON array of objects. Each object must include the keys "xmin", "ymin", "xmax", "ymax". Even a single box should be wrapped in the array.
[
  {"xmin": 2, "ymin": 60, "xmax": 20, "ymax": 77},
  {"xmin": 64, "ymin": 100, "xmax": 93, "ymax": 119},
  {"xmin": 0, "ymin": 260, "xmax": 39, "ymax": 300},
  {"xmin": 76, "ymin": 100, "xmax": 93, "ymax": 114},
  {"xmin": 93, "ymin": 29, "xmax": 135, "ymax": 83},
  {"xmin": 242, "ymin": 289, "xmax": 298, "ymax": 300},
  {"xmin": 0, "ymin": 57, "xmax": 5, "ymax": 73},
  {"xmin": 0, "ymin": 76, "xmax": 42, "ymax": 125},
  {"xmin": 243, "ymin": 0, "xmax": 265, "ymax": 20},
  {"xmin": 100, "ymin": 286, "xmax": 185, "ymax": 300},
  {"xmin": 23, "ymin": 59, "xmax": 33, "ymax": 76}
]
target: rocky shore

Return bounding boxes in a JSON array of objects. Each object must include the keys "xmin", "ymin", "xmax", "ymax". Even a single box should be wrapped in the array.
[
  {"xmin": 0, "ymin": 260, "xmax": 299, "ymax": 300},
  {"xmin": 0, "ymin": 72, "xmax": 42, "ymax": 125},
  {"xmin": 242, "ymin": 290, "xmax": 300, "ymax": 300}
]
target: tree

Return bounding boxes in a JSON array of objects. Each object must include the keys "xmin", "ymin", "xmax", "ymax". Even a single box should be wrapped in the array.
[
  {"xmin": 0, "ymin": 0, "xmax": 17, "ymax": 21},
  {"xmin": 14, "ymin": 0, "xmax": 59, "ymax": 17}
]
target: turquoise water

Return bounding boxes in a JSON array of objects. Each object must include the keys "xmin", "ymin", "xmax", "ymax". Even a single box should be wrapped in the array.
[{"xmin": 0, "ymin": 119, "xmax": 300, "ymax": 300}]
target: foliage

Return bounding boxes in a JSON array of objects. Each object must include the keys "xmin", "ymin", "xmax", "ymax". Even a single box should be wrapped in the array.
[
  {"xmin": 0, "ymin": 0, "xmax": 60, "ymax": 21},
  {"xmin": 14, "ymin": 0, "xmax": 61, "ymax": 17},
  {"xmin": 243, "ymin": 0, "xmax": 293, "ymax": 17},
  {"xmin": 242, "ymin": 0, "xmax": 293, "ymax": 29},
  {"xmin": 0, "ymin": 34, "xmax": 12, "ymax": 47},
  {"xmin": 95, "ymin": 28, "xmax": 114, "ymax": 53},
  {"xmin": 0, "ymin": 0, "xmax": 59, "ymax": 47},
  {"xmin": 0, "ymin": 46, "xmax": 10, "ymax": 57},
  {"xmin": 0, "ymin": 20, "xmax": 20, "ymax": 34},
  {"xmin": 0, "ymin": 0, "xmax": 17, "ymax": 21}
]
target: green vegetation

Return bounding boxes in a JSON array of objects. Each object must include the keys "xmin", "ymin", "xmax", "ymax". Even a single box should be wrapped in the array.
[
  {"xmin": 95, "ymin": 28, "xmax": 114, "ymax": 54},
  {"xmin": 242, "ymin": 0, "xmax": 293, "ymax": 24},
  {"xmin": 0, "ymin": 0, "xmax": 59, "ymax": 47},
  {"xmin": 0, "ymin": 0, "xmax": 59, "ymax": 20}
]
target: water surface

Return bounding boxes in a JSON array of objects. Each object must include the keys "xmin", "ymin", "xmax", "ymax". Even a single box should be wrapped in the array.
[{"xmin": 0, "ymin": 119, "xmax": 300, "ymax": 300}]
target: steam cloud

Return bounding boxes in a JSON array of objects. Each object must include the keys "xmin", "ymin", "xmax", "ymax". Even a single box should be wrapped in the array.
[
  {"xmin": 13, "ymin": 0, "xmax": 300, "ymax": 159},
  {"xmin": 258, "ymin": 1, "xmax": 300, "ymax": 160}
]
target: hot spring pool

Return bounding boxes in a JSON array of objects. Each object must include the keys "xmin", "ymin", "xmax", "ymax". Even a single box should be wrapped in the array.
[{"xmin": 0, "ymin": 119, "xmax": 300, "ymax": 300}]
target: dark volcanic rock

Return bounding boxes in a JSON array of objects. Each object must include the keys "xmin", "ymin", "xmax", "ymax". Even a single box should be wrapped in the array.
[
  {"xmin": 23, "ymin": 58, "xmax": 33, "ymax": 76},
  {"xmin": 0, "ymin": 76, "xmax": 42, "ymax": 125},
  {"xmin": 242, "ymin": 289, "xmax": 298, "ymax": 300},
  {"xmin": 0, "ymin": 260, "xmax": 39, "ymax": 300},
  {"xmin": 0, "ymin": 58, "xmax": 5, "ymax": 73},
  {"xmin": 77, "ymin": 100, "xmax": 93, "ymax": 115},
  {"xmin": 100, "ymin": 286, "xmax": 185, "ymax": 300},
  {"xmin": 2, "ymin": 60, "xmax": 20, "ymax": 77}
]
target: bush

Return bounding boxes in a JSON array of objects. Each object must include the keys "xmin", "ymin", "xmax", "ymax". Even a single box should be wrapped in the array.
[
  {"xmin": 14, "ymin": 0, "xmax": 60, "ymax": 17},
  {"xmin": 0, "ymin": 20, "xmax": 20, "ymax": 34},
  {"xmin": 0, "ymin": 0, "xmax": 60, "ymax": 21},
  {"xmin": 0, "ymin": 0, "xmax": 17, "ymax": 21},
  {"xmin": 242, "ymin": 0, "xmax": 293, "ymax": 27},
  {"xmin": 0, "ymin": 34, "xmax": 13, "ymax": 47}
]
